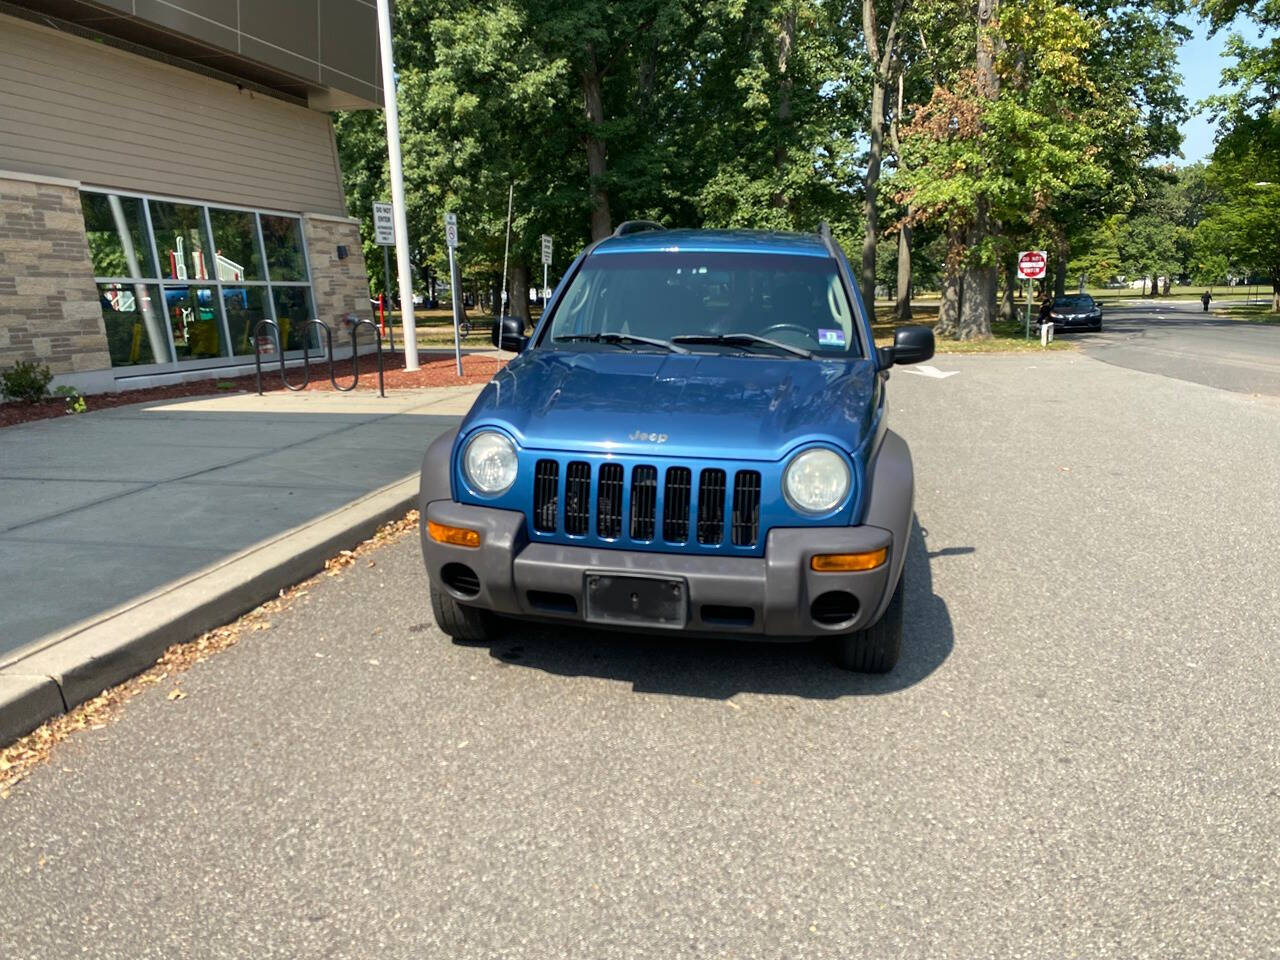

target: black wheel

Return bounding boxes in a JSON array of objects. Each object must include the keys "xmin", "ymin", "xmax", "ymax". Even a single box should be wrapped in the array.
[
  {"xmin": 829, "ymin": 571, "xmax": 904, "ymax": 673},
  {"xmin": 431, "ymin": 584, "xmax": 497, "ymax": 642},
  {"xmin": 1092, "ymin": 322, "xmax": 1102, "ymax": 332}
]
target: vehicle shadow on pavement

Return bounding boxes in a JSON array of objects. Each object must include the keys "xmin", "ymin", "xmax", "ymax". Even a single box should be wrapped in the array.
[{"xmin": 472, "ymin": 518, "xmax": 957, "ymax": 700}]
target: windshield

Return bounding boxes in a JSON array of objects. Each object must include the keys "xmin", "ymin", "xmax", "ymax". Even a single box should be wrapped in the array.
[
  {"xmin": 1053, "ymin": 296, "xmax": 1096, "ymax": 310},
  {"xmin": 544, "ymin": 251, "xmax": 861, "ymax": 357}
]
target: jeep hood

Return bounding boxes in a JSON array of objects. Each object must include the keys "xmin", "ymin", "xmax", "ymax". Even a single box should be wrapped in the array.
[{"xmin": 462, "ymin": 350, "xmax": 881, "ymax": 461}]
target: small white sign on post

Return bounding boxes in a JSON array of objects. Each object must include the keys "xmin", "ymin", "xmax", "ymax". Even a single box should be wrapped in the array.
[
  {"xmin": 373, "ymin": 201, "xmax": 395, "ymax": 246},
  {"xmin": 1017, "ymin": 250, "xmax": 1048, "ymax": 280},
  {"xmin": 445, "ymin": 212, "xmax": 462, "ymax": 377},
  {"xmin": 541, "ymin": 234, "xmax": 553, "ymax": 266}
]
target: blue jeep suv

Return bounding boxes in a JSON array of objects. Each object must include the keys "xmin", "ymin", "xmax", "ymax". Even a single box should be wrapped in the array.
[{"xmin": 419, "ymin": 223, "xmax": 934, "ymax": 672}]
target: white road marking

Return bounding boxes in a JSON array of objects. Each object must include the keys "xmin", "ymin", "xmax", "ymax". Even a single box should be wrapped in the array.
[{"xmin": 901, "ymin": 364, "xmax": 960, "ymax": 379}]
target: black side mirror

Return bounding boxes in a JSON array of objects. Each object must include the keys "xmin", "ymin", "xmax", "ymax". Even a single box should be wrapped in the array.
[
  {"xmin": 491, "ymin": 316, "xmax": 527, "ymax": 353},
  {"xmin": 879, "ymin": 324, "xmax": 934, "ymax": 369}
]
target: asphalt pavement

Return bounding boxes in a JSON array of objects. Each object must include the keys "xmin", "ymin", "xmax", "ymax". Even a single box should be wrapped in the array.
[
  {"xmin": 1076, "ymin": 296, "xmax": 1280, "ymax": 397},
  {"xmin": 2, "ymin": 348, "xmax": 1279, "ymax": 958}
]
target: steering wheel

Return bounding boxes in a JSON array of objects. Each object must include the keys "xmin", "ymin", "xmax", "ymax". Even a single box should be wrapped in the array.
[{"xmin": 756, "ymin": 323, "xmax": 814, "ymax": 341}]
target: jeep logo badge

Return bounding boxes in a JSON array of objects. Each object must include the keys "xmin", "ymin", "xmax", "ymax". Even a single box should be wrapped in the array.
[{"xmin": 629, "ymin": 430, "xmax": 668, "ymax": 443}]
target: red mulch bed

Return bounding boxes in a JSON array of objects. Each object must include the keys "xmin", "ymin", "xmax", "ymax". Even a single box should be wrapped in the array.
[{"xmin": 0, "ymin": 352, "xmax": 508, "ymax": 430}]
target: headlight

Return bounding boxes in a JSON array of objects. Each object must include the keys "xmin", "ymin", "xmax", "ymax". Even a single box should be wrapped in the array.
[
  {"xmin": 463, "ymin": 430, "xmax": 517, "ymax": 495},
  {"xmin": 783, "ymin": 448, "xmax": 850, "ymax": 514}
]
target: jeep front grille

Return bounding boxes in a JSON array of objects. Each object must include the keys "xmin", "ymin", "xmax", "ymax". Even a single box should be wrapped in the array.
[
  {"xmin": 663, "ymin": 466, "xmax": 692, "ymax": 542},
  {"xmin": 533, "ymin": 460, "xmax": 559, "ymax": 532},
  {"xmin": 597, "ymin": 463, "xmax": 624, "ymax": 538},
  {"xmin": 629, "ymin": 465, "xmax": 658, "ymax": 540},
  {"xmin": 530, "ymin": 458, "xmax": 762, "ymax": 548},
  {"xmin": 731, "ymin": 471, "xmax": 762, "ymax": 546},
  {"xmin": 696, "ymin": 469, "xmax": 726, "ymax": 544},
  {"xmin": 564, "ymin": 461, "xmax": 591, "ymax": 535}
]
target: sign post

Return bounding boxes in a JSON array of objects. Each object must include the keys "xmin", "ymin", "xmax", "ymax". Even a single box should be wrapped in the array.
[
  {"xmin": 540, "ymin": 234, "xmax": 553, "ymax": 307},
  {"xmin": 1017, "ymin": 250, "xmax": 1048, "ymax": 339},
  {"xmin": 445, "ymin": 212, "xmax": 462, "ymax": 377},
  {"xmin": 373, "ymin": 201, "xmax": 395, "ymax": 342}
]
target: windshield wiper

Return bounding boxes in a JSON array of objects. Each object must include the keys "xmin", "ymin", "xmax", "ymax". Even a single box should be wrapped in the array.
[
  {"xmin": 672, "ymin": 333, "xmax": 813, "ymax": 359},
  {"xmin": 555, "ymin": 333, "xmax": 688, "ymax": 353}
]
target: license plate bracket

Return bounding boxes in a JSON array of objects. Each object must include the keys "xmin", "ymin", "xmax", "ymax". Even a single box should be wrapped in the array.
[{"xmin": 584, "ymin": 573, "xmax": 688, "ymax": 629}]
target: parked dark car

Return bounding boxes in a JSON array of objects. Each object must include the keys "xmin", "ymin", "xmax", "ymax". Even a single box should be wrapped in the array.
[{"xmin": 1043, "ymin": 294, "xmax": 1103, "ymax": 332}]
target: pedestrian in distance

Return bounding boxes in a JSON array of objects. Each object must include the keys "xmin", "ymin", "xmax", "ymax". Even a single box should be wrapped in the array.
[{"xmin": 1201, "ymin": 290, "xmax": 1212, "ymax": 313}]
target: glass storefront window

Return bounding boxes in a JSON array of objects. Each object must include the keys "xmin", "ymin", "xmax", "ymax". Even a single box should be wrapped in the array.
[
  {"xmin": 260, "ymin": 215, "xmax": 308, "ymax": 281},
  {"xmin": 98, "ymin": 283, "xmax": 171, "ymax": 366},
  {"xmin": 81, "ymin": 193, "xmax": 157, "ymax": 279},
  {"xmin": 223, "ymin": 286, "xmax": 272, "ymax": 356},
  {"xmin": 151, "ymin": 201, "xmax": 214, "ymax": 282},
  {"xmin": 209, "ymin": 208, "xmax": 266, "ymax": 282},
  {"xmin": 272, "ymin": 287, "xmax": 318, "ymax": 351},
  {"xmin": 80, "ymin": 190, "xmax": 316, "ymax": 369},
  {"xmin": 164, "ymin": 286, "xmax": 227, "ymax": 359}
]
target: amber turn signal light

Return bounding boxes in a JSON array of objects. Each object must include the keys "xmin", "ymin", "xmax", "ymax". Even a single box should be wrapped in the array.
[
  {"xmin": 428, "ymin": 520, "xmax": 482, "ymax": 548},
  {"xmin": 811, "ymin": 547, "xmax": 887, "ymax": 572}
]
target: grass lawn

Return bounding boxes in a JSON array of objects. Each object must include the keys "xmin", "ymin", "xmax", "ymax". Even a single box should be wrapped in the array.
[
  {"xmin": 871, "ymin": 305, "xmax": 1074, "ymax": 353},
  {"xmin": 384, "ymin": 304, "xmax": 1073, "ymax": 353},
  {"xmin": 1212, "ymin": 302, "xmax": 1280, "ymax": 324}
]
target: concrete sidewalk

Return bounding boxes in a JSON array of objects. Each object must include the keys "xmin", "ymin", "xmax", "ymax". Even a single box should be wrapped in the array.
[{"xmin": 0, "ymin": 384, "xmax": 481, "ymax": 739}]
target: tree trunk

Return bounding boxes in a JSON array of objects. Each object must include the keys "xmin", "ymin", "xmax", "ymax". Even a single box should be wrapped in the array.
[
  {"xmin": 1053, "ymin": 239, "xmax": 1067, "ymax": 298},
  {"xmin": 959, "ymin": 202, "xmax": 994, "ymax": 339},
  {"xmin": 862, "ymin": 76, "xmax": 886, "ymax": 321},
  {"xmin": 957, "ymin": 0, "xmax": 999, "ymax": 339},
  {"xmin": 1272, "ymin": 279, "xmax": 1279, "ymax": 312},
  {"xmin": 582, "ymin": 46, "xmax": 612, "ymax": 241},
  {"xmin": 1149, "ymin": 274, "xmax": 1159, "ymax": 297},
  {"xmin": 1161, "ymin": 275, "xmax": 1171, "ymax": 295},
  {"xmin": 773, "ymin": 10, "xmax": 795, "ymax": 210},
  {"xmin": 508, "ymin": 262, "xmax": 530, "ymax": 322},
  {"xmin": 936, "ymin": 230, "xmax": 964, "ymax": 338},
  {"xmin": 895, "ymin": 220, "xmax": 913, "ymax": 320},
  {"xmin": 1001, "ymin": 257, "xmax": 1017, "ymax": 323},
  {"xmin": 860, "ymin": 0, "xmax": 903, "ymax": 323}
]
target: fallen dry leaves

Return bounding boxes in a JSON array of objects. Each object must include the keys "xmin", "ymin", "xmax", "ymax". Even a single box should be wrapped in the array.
[{"xmin": 0, "ymin": 509, "xmax": 420, "ymax": 799}]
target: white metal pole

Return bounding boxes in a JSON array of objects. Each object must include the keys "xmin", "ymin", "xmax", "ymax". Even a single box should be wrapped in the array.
[
  {"xmin": 543, "ymin": 263, "xmax": 548, "ymax": 307},
  {"xmin": 499, "ymin": 184, "xmax": 513, "ymax": 324},
  {"xmin": 376, "ymin": 0, "xmax": 418, "ymax": 371},
  {"xmin": 448, "ymin": 246, "xmax": 463, "ymax": 377}
]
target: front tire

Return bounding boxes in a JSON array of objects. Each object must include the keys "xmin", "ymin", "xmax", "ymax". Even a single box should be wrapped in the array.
[
  {"xmin": 431, "ymin": 585, "xmax": 497, "ymax": 642},
  {"xmin": 830, "ymin": 571, "xmax": 904, "ymax": 673}
]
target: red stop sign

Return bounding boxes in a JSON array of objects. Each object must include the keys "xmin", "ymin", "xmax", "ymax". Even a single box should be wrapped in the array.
[{"xmin": 1018, "ymin": 250, "xmax": 1047, "ymax": 279}]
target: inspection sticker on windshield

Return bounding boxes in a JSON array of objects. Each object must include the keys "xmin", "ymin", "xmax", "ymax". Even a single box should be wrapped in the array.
[{"xmin": 818, "ymin": 328, "xmax": 846, "ymax": 347}]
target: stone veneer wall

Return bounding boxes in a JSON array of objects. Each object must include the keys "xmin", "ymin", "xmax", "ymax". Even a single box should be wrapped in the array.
[
  {"xmin": 0, "ymin": 174, "xmax": 110, "ymax": 376},
  {"xmin": 303, "ymin": 214, "xmax": 373, "ymax": 334}
]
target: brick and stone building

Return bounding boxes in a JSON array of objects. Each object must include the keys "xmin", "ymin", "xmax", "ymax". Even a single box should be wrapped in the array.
[{"xmin": 0, "ymin": 1, "xmax": 380, "ymax": 392}]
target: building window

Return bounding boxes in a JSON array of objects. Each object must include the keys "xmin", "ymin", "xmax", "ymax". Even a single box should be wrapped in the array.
[{"xmin": 81, "ymin": 189, "xmax": 316, "ymax": 369}]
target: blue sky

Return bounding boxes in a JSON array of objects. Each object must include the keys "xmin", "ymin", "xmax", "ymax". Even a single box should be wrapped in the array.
[
  {"xmin": 1175, "ymin": 15, "xmax": 1277, "ymax": 164},
  {"xmin": 1176, "ymin": 16, "xmax": 1232, "ymax": 164}
]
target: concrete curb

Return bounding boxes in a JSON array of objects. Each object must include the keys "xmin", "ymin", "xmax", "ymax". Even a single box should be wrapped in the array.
[{"xmin": 0, "ymin": 474, "xmax": 419, "ymax": 747}]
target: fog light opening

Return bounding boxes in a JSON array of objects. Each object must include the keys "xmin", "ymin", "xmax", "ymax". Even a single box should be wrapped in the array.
[
  {"xmin": 429, "ymin": 520, "xmax": 482, "ymax": 548},
  {"xmin": 811, "ymin": 547, "xmax": 887, "ymax": 572},
  {"xmin": 810, "ymin": 591, "xmax": 860, "ymax": 627},
  {"xmin": 441, "ymin": 562, "xmax": 481, "ymax": 598}
]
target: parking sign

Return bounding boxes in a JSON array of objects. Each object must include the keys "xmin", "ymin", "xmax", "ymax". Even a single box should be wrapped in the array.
[
  {"xmin": 445, "ymin": 211, "xmax": 459, "ymax": 249},
  {"xmin": 373, "ymin": 202, "xmax": 394, "ymax": 245},
  {"xmin": 541, "ymin": 234, "xmax": 553, "ymax": 266}
]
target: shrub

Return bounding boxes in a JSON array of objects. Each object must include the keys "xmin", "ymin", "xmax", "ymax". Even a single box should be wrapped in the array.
[
  {"xmin": 54, "ymin": 384, "xmax": 87, "ymax": 415},
  {"xmin": 1, "ymin": 360, "xmax": 54, "ymax": 405}
]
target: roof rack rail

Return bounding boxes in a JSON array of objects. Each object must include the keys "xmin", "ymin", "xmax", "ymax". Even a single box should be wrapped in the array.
[
  {"xmin": 817, "ymin": 221, "xmax": 838, "ymax": 256},
  {"xmin": 612, "ymin": 220, "xmax": 665, "ymax": 237}
]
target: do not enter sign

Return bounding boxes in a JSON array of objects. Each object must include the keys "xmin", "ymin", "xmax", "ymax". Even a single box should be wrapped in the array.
[{"xmin": 1018, "ymin": 250, "xmax": 1048, "ymax": 279}]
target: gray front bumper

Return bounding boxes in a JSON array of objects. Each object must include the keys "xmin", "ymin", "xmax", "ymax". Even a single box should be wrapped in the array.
[{"xmin": 421, "ymin": 499, "xmax": 894, "ymax": 638}]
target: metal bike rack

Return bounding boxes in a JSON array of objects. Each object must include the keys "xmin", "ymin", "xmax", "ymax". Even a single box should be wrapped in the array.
[{"xmin": 253, "ymin": 317, "xmax": 386, "ymax": 398}]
